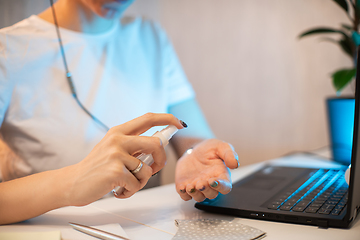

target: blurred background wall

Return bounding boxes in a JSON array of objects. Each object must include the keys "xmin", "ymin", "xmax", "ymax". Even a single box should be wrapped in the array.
[{"xmin": 0, "ymin": 0, "xmax": 351, "ymax": 182}]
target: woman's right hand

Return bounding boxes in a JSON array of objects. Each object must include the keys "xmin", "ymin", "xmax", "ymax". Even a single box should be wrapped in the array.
[{"xmin": 60, "ymin": 113, "xmax": 185, "ymax": 207}]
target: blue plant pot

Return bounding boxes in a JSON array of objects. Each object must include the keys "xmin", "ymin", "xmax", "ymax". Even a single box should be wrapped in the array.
[{"xmin": 326, "ymin": 98, "xmax": 355, "ymax": 165}]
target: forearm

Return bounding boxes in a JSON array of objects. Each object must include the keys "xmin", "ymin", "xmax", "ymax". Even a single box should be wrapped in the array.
[
  {"xmin": 0, "ymin": 167, "xmax": 69, "ymax": 225},
  {"xmin": 0, "ymin": 137, "xmax": 28, "ymax": 181}
]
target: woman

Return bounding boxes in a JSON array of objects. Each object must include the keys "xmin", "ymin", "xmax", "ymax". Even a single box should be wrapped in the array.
[{"xmin": 0, "ymin": 0, "xmax": 239, "ymax": 224}]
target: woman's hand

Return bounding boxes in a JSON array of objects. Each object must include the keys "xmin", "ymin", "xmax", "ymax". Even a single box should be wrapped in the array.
[
  {"xmin": 175, "ymin": 139, "xmax": 239, "ymax": 202},
  {"xmin": 61, "ymin": 113, "xmax": 185, "ymax": 206},
  {"xmin": 0, "ymin": 113, "xmax": 185, "ymax": 224}
]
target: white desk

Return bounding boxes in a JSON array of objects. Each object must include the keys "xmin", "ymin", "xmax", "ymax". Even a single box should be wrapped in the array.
[{"xmin": 1, "ymin": 154, "xmax": 359, "ymax": 240}]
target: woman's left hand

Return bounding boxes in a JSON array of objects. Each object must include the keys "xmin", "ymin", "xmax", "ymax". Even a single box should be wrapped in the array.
[{"xmin": 175, "ymin": 139, "xmax": 239, "ymax": 202}]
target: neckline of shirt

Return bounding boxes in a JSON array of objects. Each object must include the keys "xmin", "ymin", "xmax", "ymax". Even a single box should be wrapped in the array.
[{"xmin": 28, "ymin": 15, "xmax": 119, "ymax": 41}]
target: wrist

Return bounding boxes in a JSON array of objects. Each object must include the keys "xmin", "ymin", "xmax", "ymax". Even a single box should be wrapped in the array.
[{"xmin": 55, "ymin": 165, "xmax": 78, "ymax": 207}]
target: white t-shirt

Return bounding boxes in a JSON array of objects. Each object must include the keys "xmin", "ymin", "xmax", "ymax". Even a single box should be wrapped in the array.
[{"xmin": 0, "ymin": 15, "xmax": 195, "ymax": 176}]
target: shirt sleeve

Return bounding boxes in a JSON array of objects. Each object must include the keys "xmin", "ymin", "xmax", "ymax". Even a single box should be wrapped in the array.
[
  {"xmin": 0, "ymin": 32, "xmax": 15, "ymax": 127},
  {"xmin": 154, "ymin": 22, "xmax": 195, "ymax": 107}
]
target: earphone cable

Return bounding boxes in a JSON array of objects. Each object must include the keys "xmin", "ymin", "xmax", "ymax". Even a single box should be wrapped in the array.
[{"xmin": 49, "ymin": 0, "xmax": 110, "ymax": 132}]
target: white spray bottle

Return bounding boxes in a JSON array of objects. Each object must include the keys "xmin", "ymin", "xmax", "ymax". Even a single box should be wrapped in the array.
[{"xmin": 112, "ymin": 125, "xmax": 179, "ymax": 196}]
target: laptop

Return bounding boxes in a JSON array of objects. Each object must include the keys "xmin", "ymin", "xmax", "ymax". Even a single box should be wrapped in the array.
[{"xmin": 195, "ymin": 51, "xmax": 360, "ymax": 229}]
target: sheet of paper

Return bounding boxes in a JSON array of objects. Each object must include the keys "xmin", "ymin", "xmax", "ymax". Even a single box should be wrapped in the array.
[
  {"xmin": 61, "ymin": 223, "xmax": 129, "ymax": 240},
  {"xmin": 0, "ymin": 230, "xmax": 61, "ymax": 240}
]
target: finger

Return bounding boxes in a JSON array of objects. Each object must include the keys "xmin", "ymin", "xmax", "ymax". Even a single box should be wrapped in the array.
[
  {"xmin": 195, "ymin": 180, "xmax": 218, "ymax": 200},
  {"xmin": 132, "ymin": 162, "xmax": 153, "ymax": 189},
  {"xmin": 114, "ymin": 113, "xmax": 185, "ymax": 136},
  {"xmin": 176, "ymin": 184, "xmax": 192, "ymax": 201},
  {"xmin": 150, "ymin": 139, "xmax": 167, "ymax": 173},
  {"xmin": 122, "ymin": 136, "xmax": 164, "ymax": 157},
  {"xmin": 186, "ymin": 183, "xmax": 206, "ymax": 202},
  {"xmin": 114, "ymin": 159, "xmax": 152, "ymax": 199},
  {"xmin": 217, "ymin": 142, "xmax": 239, "ymax": 169},
  {"xmin": 114, "ymin": 170, "xmax": 142, "ymax": 199},
  {"xmin": 208, "ymin": 178, "xmax": 232, "ymax": 195},
  {"xmin": 121, "ymin": 153, "xmax": 148, "ymax": 173},
  {"xmin": 122, "ymin": 136, "xmax": 167, "ymax": 173}
]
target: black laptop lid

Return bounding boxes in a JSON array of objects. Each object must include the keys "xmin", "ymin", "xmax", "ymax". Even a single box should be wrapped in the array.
[{"xmin": 347, "ymin": 47, "xmax": 360, "ymax": 223}]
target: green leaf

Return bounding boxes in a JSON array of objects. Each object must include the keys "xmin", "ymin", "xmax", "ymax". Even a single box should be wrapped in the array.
[
  {"xmin": 339, "ymin": 32, "xmax": 357, "ymax": 59},
  {"xmin": 319, "ymin": 37, "xmax": 353, "ymax": 59},
  {"xmin": 339, "ymin": 38, "xmax": 355, "ymax": 59},
  {"xmin": 319, "ymin": 37, "xmax": 338, "ymax": 44},
  {"xmin": 332, "ymin": 68, "xmax": 356, "ymax": 93},
  {"xmin": 341, "ymin": 23, "xmax": 353, "ymax": 31},
  {"xmin": 299, "ymin": 27, "xmax": 347, "ymax": 39},
  {"xmin": 356, "ymin": 0, "xmax": 360, "ymax": 19},
  {"xmin": 333, "ymin": 0, "xmax": 349, "ymax": 13},
  {"xmin": 307, "ymin": 32, "xmax": 355, "ymax": 60}
]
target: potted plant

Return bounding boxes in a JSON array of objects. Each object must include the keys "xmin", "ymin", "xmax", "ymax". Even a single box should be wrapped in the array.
[{"xmin": 299, "ymin": 0, "xmax": 360, "ymax": 165}]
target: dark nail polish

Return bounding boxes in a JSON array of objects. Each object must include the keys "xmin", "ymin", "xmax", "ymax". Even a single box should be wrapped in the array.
[
  {"xmin": 189, "ymin": 188, "xmax": 196, "ymax": 193},
  {"xmin": 199, "ymin": 186, "xmax": 206, "ymax": 191},
  {"xmin": 152, "ymin": 170, "xmax": 161, "ymax": 177},
  {"xmin": 180, "ymin": 120, "xmax": 188, "ymax": 128},
  {"xmin": 210, "ymin": 180, "xmax": 218, "ymax": 188},
  {"xmin": 180, "ymin": 189, "xmax": 186, "ymax": 193}
]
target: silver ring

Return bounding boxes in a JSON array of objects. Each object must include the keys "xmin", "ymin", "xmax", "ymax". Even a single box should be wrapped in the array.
[{"xmin": 131, "ymin": 161, "xmax": 143, "ymax": 174}]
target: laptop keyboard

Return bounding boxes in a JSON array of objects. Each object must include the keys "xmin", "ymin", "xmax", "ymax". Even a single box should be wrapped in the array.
[{"xmin": 267, "ymin": 169, "xmax": 348, "ymax": 215}]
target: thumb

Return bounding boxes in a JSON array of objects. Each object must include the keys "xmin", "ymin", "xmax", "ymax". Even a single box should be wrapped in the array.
[{"xmin": 217, "ymin": 142, "xmax": 239, "ymax": 169}]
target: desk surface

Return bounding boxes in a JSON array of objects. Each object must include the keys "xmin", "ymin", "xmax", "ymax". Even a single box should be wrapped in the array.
[{"xmin": 1, "ymin": 154, "xmax": 359, "ymax": 240}]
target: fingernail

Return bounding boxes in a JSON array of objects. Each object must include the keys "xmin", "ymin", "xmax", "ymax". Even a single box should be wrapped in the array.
[
  {"xmin": 199, "ymin": 186, "xmax": 206, "ymax": 191},
  {"xmin": 189, "ymin": 188, "xmax": 196, "ymax": 193},
  {"xmin": 152, "ymin": 169, "xmax": 161, "ymax": 177},
  {"xmin": 210, "ymin": 180, "xmax": 218, "ymax": 188},
  {"xmin": 235, "ymin": 152, "xmax": 240, "ymax": 168},
  {"xmin": 179, "ymin": 189, "xmax": 186, "ymax": 193},
  {"xmin": 180, "ymin": 120, "xmax": 188, "ymax": 128}
]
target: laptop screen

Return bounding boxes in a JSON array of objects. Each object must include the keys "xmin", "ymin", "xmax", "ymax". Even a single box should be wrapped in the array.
[{"xmin": 347, "ymin": 47, "xmax": 360, "ymax": 223}]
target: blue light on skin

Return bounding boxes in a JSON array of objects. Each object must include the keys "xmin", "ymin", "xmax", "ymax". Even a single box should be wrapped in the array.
[
  {"xmin": 102, "ymin": 0, "xmax": 136, "ymax": 19},
  {"xmin": 81, "ymin": 0, "xmax": 136, "ymax": 20},
  {"xmin": 57, "ymin": 0, "xmax": 138, "ymax": 33},
  {"xmin": 39, "ymin": 0, "xmax": 137, "ymax": 34}
]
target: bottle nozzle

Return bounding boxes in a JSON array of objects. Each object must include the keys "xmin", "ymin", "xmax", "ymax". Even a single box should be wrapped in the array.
[{"xmin": 153, "ymin": 125, "xmax": 178, "ymax": 146}]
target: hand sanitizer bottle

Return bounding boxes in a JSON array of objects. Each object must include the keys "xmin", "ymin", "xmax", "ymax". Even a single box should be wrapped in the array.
[{"xmin": 112, "ymin": 125, "xmax": 179, "ymax": 196}]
